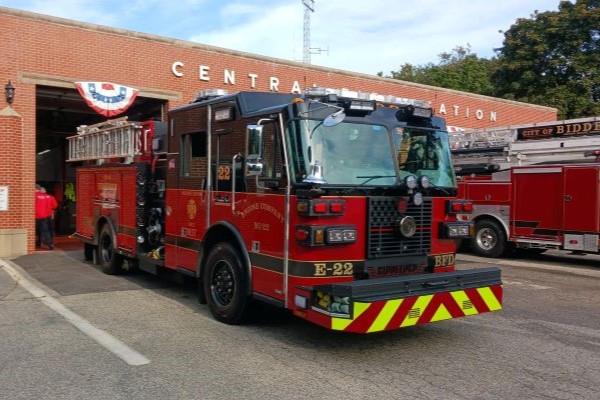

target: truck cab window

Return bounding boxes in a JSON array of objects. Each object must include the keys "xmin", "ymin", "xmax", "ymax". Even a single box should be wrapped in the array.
[{"xmin": 181, "ymin": 132, "xmax": 207, "ymax": 178}]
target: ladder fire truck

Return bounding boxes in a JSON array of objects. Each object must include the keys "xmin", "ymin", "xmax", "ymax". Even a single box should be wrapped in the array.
[
  {"xmin": 452, "ymin": 117, "xmax": 600, "ymax": 257},
  {"xmin": 67, "ymin": 88, "xmax": 502, "ymax": 334}
]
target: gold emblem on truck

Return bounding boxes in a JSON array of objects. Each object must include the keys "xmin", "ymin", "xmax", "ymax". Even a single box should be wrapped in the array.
[{"xmin": 187, "ymin": 199, "xmax": 197, "ymax": 220}]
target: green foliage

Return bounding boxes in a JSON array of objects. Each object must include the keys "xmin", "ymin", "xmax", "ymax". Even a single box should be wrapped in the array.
[
  {"xmin": 492, "ymin": 0, "xmax": 600, "ymax": 119},
  {"xmin": 380, "ymin": 45, "xmax": 496, "ymax": 96},
  {"xmin": 381, "ymin": 0, "xmax": 600, "ymax": 119}
]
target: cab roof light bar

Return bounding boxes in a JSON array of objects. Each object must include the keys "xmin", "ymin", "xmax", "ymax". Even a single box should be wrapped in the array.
[
  {"xmin": 194, "ymin": 88, "xmax": 228, "ymax": 102},
  {"xmin": 304, "ymin": 87, "xmax": 432, "ymax": 112}
]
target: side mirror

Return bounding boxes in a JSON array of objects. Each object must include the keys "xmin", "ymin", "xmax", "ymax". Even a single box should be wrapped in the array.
[{"xmin": 246, "ymin": 125, "xmax": 264, "ymax": 176}]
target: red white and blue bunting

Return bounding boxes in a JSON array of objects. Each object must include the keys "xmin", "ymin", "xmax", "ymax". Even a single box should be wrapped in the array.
[{"xmin": 75, "ymin": 81, "xmax": 139, "ymax": 117}]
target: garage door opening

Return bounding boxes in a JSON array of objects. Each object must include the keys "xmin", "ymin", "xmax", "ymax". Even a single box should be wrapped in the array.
[{"xmin": 35, "ymin": 85, "xmax": 166, "ymax": 250}]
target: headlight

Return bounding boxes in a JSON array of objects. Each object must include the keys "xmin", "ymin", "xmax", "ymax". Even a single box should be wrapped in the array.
[
  {"xmin": 419, "ymin": 175, "xmax": 430, "ymax": 189},
  {"xmin": 441, "ymin": 222, "xmax": 473, "ymax": 239},
  {"xmin": 297, "ymin": 225, "xmax": 357, "ymax": 246},
  {"xmin": 327, "ymin": 228, "xmax": 357, "ymax": 243},
  {"xmin": 404, "ymin": 175, "xmax": 417, "ymax": 189}
]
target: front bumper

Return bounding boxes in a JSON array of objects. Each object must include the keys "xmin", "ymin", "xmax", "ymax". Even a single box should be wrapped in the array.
[{"xmin": 295, "ymin": 267, "xmax": 502, "ymax": 333}]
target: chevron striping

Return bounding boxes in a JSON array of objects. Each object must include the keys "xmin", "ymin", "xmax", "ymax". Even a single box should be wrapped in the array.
[
  {"xmin": 477, "ymin": 286, "xmax": 502, "ymax": 311},
  {"xmin": 431, "ymin": 303, "xmax": 452, "ymax": 322},
  {"xmin": 345, "ymin": 301, "xmax": 387, "ymax": 332},
  {"xmin": 332, "ymin": 301, "xmax": 370, "ymax": 331},
  {"xmin": 465, "ymin": 287, "xmax": 490, "ymax": 313},
  {"xmin": 386, "ymin": 295, "xmax": 418, "ymax": 330},
  {"xmin": 367, "ymin": 299, "xmax": 403, "ymax": 333},
  {"xmin": 451, "ymin": 290, "xmax": 480, "ymax": 316},
  {"xmin": 400, "ymin": 294, "xmax": 433, "ymax": 327}
]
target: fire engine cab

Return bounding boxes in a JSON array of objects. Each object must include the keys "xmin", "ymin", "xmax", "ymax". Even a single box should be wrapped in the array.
[
  {"xmin": 67, "ymin": 88, "xmax": 502, "ymax": 333},
  {"xmin": 452, "ymin": 117, "xmax": 600, "ymax": 257}
]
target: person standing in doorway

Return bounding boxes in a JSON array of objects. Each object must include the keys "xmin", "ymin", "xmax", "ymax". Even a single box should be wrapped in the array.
[
  {"xmin": 42, "ymin": 186, "xmax": 58, "ymax": 248},
  {"xmin": 35, "ymin": 184, "xmax": 55, "ymax": 250}
]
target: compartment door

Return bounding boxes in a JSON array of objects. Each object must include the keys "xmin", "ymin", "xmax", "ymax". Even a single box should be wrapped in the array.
[{"xmin": 563, "ymin": 167, "xmax": 599, "ymax": 233}]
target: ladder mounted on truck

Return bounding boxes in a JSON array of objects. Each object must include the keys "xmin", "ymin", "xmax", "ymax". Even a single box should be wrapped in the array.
[
  {"xmin": 451, "ymin": 116, "xmax": 600, "ymax": 174},
  {"xmin": 66, "ymin": 117, "xmax": 148, "ymax": 163}
]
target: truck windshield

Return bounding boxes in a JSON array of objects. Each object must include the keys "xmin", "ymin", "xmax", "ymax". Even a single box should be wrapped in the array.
[
  {"xmin": 287, "ymin": 120, "xmax": 396, "ymax": 185},
  {"xmin": 286, "ymin": 120, "xmax": 456, "ymax": 188},
  {"xmin": 395, "ymin": 127, "xmax": 456, "ymax": 188}
]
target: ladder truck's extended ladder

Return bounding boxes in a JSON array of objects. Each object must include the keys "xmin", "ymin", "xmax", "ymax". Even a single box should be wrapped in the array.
[
  {"xmin": 66, "ymin": 117, "xmax": 146, "ymax": 162},
  {"xmin": 451, "ymin": 117, "xmax": 600, "ymax": 172}
]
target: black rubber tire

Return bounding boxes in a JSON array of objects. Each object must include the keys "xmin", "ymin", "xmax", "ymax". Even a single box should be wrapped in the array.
[
  {"xmin": 203, "ymin": 242, "xmax": 249, "ymax": 324},
  {"xmin": 84, "ymin": 243, "xmax": 95, "ymax": 261},
  {"xmin": 97, "ymin": 224, "xmax": 124, "ymax": 275},
  {"xmin": 472, "ymin": 219, "xmax": 507, "ymax": 258}
]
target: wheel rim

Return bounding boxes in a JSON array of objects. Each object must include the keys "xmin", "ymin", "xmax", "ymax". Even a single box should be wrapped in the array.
[
  {"xmin": 100, "ymin": 233, "xmax": 112, "ymax": 263},
  {"xmin": 476, "ymin": 227, "xmax": 497, "ymax": 251},
  {"xmin": 210, "ymin": 260, "xmax": 235, "ymax": 307}
]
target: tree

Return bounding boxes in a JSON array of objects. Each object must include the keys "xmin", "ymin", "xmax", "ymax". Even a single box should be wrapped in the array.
[
  {"xmin": 492, "ymin": 0, "xmax": 600, "ymax": 119},
  {"xmin": 379, "ymin": 45, "xmax": 496, "ymax": 96}
]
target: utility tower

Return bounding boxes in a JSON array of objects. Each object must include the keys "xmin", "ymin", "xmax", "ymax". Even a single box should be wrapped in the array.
[{"xmin": 302, "ymin": 0, "xmax": 314, "ymax": 64}]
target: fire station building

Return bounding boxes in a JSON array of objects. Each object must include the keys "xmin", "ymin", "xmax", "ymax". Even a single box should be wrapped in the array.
[{"xmin": 0, "ymin": 7, "xmax": 557, "ymax": 257}]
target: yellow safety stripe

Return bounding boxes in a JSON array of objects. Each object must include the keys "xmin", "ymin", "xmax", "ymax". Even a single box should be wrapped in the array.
[
  {"xmin": 367, "ymin": 299, "xmax": 404, "ymax": 333},
  {"xmin": 477, "ymin": 286, "xmax": 502, "ymax": 311},
  {"xmin": 400, "ymin": 294, "xmax": 433, "ymax": 328},
  {"xmin": 329, "ymin": 286, "xmax": 502, "ymax": 333},
  {"xmin": 450, "ymin": 290, "xmax": 480, "ymax": 316}
]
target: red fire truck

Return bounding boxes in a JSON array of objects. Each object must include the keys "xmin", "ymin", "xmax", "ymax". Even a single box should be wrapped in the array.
[
  {"xmin": 67, "ymin": 88, "xmax": 502, "ymax": 333},
  {"xmin": 452, "ymin": 117, "xmax": 600, "ymax": 257}
]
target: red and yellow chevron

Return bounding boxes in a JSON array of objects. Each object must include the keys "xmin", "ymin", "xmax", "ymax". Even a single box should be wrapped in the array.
[{"xmin": 331, "ymin": 285, "xmax": 503, "ymax": 333}]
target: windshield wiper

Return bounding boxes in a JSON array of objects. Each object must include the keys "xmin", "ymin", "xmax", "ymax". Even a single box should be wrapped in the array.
[
  {"xmin": 427, "ymin": 182, "xmax": 451, "ymax": 195},
  {"xmin": 355, "ymin": 175, "xmax": 396, "ymax": 186}
]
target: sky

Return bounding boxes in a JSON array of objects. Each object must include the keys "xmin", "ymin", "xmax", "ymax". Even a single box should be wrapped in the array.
[{"xmin": 0, "ymin": 0, "xmax": 562, "ymax": 76}]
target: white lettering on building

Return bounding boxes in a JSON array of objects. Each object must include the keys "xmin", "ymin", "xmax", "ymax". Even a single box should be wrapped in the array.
[
  {"xmin": 224, "ymin": 69, "xmax": 235, "ymax": 85},
  {"xmin": 291, "ymin": 80, "xmax": 302, "ymax": 94},
  {"xmin": 171, "ymin": 61, "xmax": 501, "ymax": 122},
  {"xmin": 248, "ymin": 73, "xmax": 258, "ymax": 89},
  {"xmin": 171, "ymin": 61, "xmax": 184, "ymax": 77},
  {"xmin": 269, "ymin": 77, "xmax": 279, "ymax": 92},
  {"xmin": 199, "ymin": 65, "xmax": 210, "ymax": 81}
]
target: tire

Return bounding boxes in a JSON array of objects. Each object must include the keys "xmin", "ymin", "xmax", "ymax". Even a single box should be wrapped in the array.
[
  {"xmin": 97, "ymin": 224, "xmax": 124, "ymax": 275},
  {"xmin": 203, "ymin": 242, "xmax": 249, "ymax": 324},
  {"xmin": 84, "ymin": 243, "xmax": 95, "ymax": 261},
  {"xmin": 472, "ymin": 219, "xmax": 507, "ymax": 258}
]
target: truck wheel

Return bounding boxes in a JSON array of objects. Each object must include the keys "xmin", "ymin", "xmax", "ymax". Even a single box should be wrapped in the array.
[
  {"xmin": 98, "ymin": 224, "xmax": 124, "ymax": 275},
  {"xmin": 84, "ymin": 243, "xmax": 95, "ymax": 261},
  {"xmin": 203, "ymin": 242, "xmax": 249, "ymax": 324},
  {"xmin": 472, "ymin": 219, "xmax": 507, "ymax": 258}
]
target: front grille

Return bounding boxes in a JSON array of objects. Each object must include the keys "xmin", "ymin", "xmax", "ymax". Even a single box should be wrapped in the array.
[{"xmin": 367, "ymin": 197, "xmax": 432, "ymax": 258}]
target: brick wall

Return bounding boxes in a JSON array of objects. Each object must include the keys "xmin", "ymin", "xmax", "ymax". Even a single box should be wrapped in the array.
[{"xmin": 0, "ymin": 8, "xmax": 558, "ymax": 254}]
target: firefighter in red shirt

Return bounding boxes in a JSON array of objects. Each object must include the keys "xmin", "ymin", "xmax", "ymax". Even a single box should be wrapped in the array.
[
  {"xmin": 35, "ymin": 184, "xmax": 57, "ymax": 249},
  {"xmin": 44, "ymin": 187, "xmax": 58, "ymax": 246}
]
